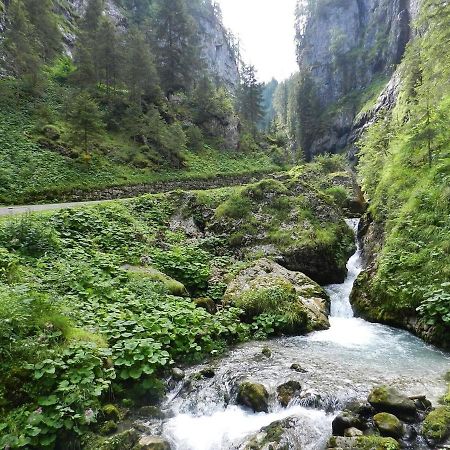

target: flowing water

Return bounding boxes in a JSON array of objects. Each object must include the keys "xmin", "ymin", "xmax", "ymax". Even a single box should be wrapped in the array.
[{"xmin": 147, "ymin": 219, "xmax": 450, "ymax": 450}]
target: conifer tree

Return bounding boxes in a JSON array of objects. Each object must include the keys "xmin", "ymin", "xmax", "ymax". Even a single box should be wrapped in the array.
[
  {"xmin": 124, "ymin": 27, "xmax": 160, "ymax": 105},
  {"xmin": 67, "ymin": 92, "xmax": 104, "ymax": 154},
  {"xmin": 97, "ymin": 17, "xmax": 122, "ymax": 95},
  {"xmin": 2, "ymin": 0, "xmax": 41, "ymax": 86},
  {"xmin": 23, "ymin": 0, "xmax": 61, "ymax": 61},
  {"xmin": 151, "ymin": 0, "xmax": 202, "ymax": 96},
  {"xmin": 238, "ymin": 64, "xmax": 264, "ymax": 136}
]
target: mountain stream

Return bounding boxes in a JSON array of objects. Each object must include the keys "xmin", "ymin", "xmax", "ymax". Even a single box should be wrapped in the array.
[{"xmin": 144, "ymin": 219, "xmax": 450, "ymax": 450}]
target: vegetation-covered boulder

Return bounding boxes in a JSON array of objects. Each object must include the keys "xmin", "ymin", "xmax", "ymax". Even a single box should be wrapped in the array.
[
  {"xmin": 237, "ymin": 381, "xmax": 269, "ymax": 413},
  {"xmin": 368, "ymin": 386, "xmax": 417, "ymax": 420},
  {"xmin": 422, "ymin": 406, "xmax": 450, "ymax": 443},
  {"xmin": 224, "ymin": 258, "xmax": 330, "ymax": 334},
  {"xmin": 134, "ymin": 436, "xmax": 172, "ymax": 450},
  {"xmin": 241, "ymin": 416, "xmax": 302, "ymax": 450},
  {"xmin": 211, "ymin": 178, "xmax": 355, "ymax": 285},
  {"xmin": 373, "ymin": 413, "xmax": 404, "ymax": 439},
  {"xmin": 327, "ymin": 436, "xmax": 400, "ymax": 450}
]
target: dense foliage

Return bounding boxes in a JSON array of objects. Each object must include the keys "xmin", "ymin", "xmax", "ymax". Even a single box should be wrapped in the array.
[
  {"xmin": 0, "ymin": 156, "xmax": 353, "ymax": 447},
  {"xmin": 356, "ymin": 0, "xmax": 450, "ymax": 345}
]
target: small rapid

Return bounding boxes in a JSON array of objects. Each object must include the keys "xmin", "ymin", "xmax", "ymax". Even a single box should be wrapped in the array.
[{"xmin": 148, "ymin": 219, "xmax": 449, "ymax": 450}]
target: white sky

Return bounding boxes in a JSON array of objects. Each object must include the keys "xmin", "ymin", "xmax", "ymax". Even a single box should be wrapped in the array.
[{"xmin": 217, "ymin": 0, "xmax": 299, "ymax": 83}]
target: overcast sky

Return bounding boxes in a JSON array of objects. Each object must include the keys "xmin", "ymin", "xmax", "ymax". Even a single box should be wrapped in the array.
[{"xmin": 217, "ymin": 0, "xmax": 299, "ymax": 83}]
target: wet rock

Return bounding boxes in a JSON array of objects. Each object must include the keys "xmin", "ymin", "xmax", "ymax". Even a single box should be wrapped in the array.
[
  {"xmin": 344, "ymin": 427, "xmax": 363, "ymax": 437},
  {"xmin": 327, "ymin": 436, "xmax": 400, "ymax": 450},
  {"xmin": 332, "ymin": 411, "xmax": 365, "ymax": 436},
  {"xmin": 422, "ymin": 406, "xmax": 450, "ymax": 443},
  {"xmin": 373, "ymin": 413, "xmax": 404, "ymax": 439},
  {"xmin": 171, "ymin": 368, "xmax": 185, "ymax": 381},
  {"xmin": 137, "ymin": 406, "xmax": 165, "ymax": 420},
  {"xmin": 241, "ymin": 416, "xmax": 301, "ymax": 450},
  {"xmin": 261, "ymin": 346, "xmax": 272, "ymax": 358},
  {"xmin": 200, "ymin": 367, "xmax": 215, "ymax": 378},
  {"xmin": 193, "ymin": 297, "xmax": 217, "ymax": 314},
  {"xmin": 345, "ymin": 401, "xmax": 375, "ymax": 419},
  {"xmin": 224, "ymin": 258, "xmax": 331, "ymax": 334},
  {"xmin": 277, "ymin": 381, "xmax": 302, "ymax": 408},
  {"xmin": 368, "ymin": 386, "xmax": 417, "ymax": 420},
  {"xmin": 134, "ymin": 435, "xmax": 171, "ymax": 450},
  {"xmin": 410, "ymin": 395, "xmax": 432, "ymax": 412},
  {"xmin": 290, "ymin": 363, "xmax": 307, "ymax": 373},
  {"xmin": 237, "ymin": 381, "xmax": 269, "ymax": 413}
]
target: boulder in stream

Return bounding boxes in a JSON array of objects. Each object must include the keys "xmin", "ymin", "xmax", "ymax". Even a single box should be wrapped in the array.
[
  {"xmin": 134, "ymin": 435, "xmax": 172, "ymax": 450},
  {"xmin": 224, "ymin": 258, "xmax": 331, "ymax": 334},
  {"xmin": 368, "ymin": 386, "xmax": 417, "ymax": 420},
  {"xmin": 327, "ymin": 436, "xmax": 400, "ymax": 450},
  {"xmin": 240, "ymin": 416, "xmax": 302, "ymax": 450},
  {"xmin": 237, "ymin": 381, "xmax": 269, "ymax": 413},
  {"xmin": 277, "ymin": 381, "xmax": 302, "ymax": 407},
  {"xmin": 332, "ymin": 411, "xmax": 365, "ymax": 436},
  {"xmin": 422, "ymin": 406, "xmax": 450, "ymax": 444},
  {"xmin": 373, "ymin": 412, "xmax": 404, "ymax": 439}
]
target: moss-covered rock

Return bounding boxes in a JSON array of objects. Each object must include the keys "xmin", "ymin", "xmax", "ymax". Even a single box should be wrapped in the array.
[
  {"xmin": 373, "ymin": 413, "xmax": 404, "ymax": 439},
  {"xmin": 224, "ymin": 258, "xmax": 330, "ymax": 334},
  {"xmin": 243, "ymin": 416, "xmax": 301, "ymax": 450},
  {"xmin": 133, "ymin": 436, "xmax": 171, "ymax": 450},
  {"xmin": 328, "ymin": 435, "xmax": 400, "ymax": 450},
  {"xmin": 102, "ymin": 404, "xmax": 121, "ymax": 422},
  {"xmin": 422, "ymin": 406, "xmax": 450, "ymax": 442},
  {"xmin": 368, "ymin": 386, "xmax": 416, "ymax": 420},
  {"xmin": 99, "ymin": 421, "xmax": 119, "ymax": 436},
  {"xmin": 122, "ymin": 265, "xmax": 188, "ymax": 297},
  {"xmin": 237, "ymin": 381, "xmax": 269, "ymax": 413},
  {"xmin": 210, "ymin": 178, "xmax": 355, "ymax": 285},
  {"xmin": 276, "ymin": 381, "xmax": 302, "ymax": 407},
  {"xmin": 83, "ymin": 429, "xmax": 140, "ymax": 450}
]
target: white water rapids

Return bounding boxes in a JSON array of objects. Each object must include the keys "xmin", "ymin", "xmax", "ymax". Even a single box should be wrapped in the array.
[{"xmin": 145, "ymin": 219, "xmax": 450, "ymax": 450}]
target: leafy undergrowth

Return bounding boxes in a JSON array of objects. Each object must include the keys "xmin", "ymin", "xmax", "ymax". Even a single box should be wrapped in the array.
[
  {"xmin": 355, "ymin": 0, "xmax": 450, "ymax": 347},
  {"xmin": 0, "ymin": 158, "xmax": 352, "ymax": 448},
  {"xmin": 0, "ymin": 84, "xmax": 282, "ymax": 206}
]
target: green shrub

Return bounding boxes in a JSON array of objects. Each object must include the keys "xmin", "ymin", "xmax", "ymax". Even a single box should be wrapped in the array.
[
  {"xmin": 0, "ymin": 247, "xmax": 20, "ymax": 282},
  {"xmin": 0, "ymin": 216, "xmax": 60, "ymax": 257}
]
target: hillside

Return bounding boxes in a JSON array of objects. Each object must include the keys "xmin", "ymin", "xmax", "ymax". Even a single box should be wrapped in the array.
[{"xmin": 0, "ymin": 0, "xmax": 284, "ymax": 205}]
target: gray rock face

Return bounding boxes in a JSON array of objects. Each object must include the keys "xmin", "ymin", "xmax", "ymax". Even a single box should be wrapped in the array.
[
  {"xmin": 195, "ymin": 7, "xmax": 240, "ymax": 89},
  {"xmin": 298, "ymin": 0, "xmax": 419, "ymax": 106},
  {"xmin": 297, "ymin": 0, "xmax": 422, "ymax": 156},
  {"xmin": 1, "ymin": 0, "xmax": 240, "ymax": 89}
]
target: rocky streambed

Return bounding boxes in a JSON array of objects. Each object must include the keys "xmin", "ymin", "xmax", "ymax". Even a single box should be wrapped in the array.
[{"xmin": 105, "ymin": 220, "xmax": 450, "ymax": 450}]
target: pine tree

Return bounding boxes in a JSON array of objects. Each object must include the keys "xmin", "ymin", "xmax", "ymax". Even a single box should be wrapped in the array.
[
  {"xmin": 238, "ymin": 64, "xmax": 264, "ymax": 137},
  {"xmin": 124, "ymin": 27, "xmax": 160, "ymax": 105},
  {"xmin": 73, "ymin": 0, "xmax": 104, "ymax": 88},
  {"xmin": 67, "ymin": 92, "xmax": 104, "ymax": 154},
  {"xmin": 2, "ymin": 0, "xmax": 41, "ymax": 85},
  {"xmin": 296, "ymin": 70, "xmax": 321, "ymax": 161},
  {"xmin": 96, "ymin": 17, "xmax": 123, "ymax": 95},
  {"xmin": 151, "ymin": 0, "xmax": 202, "ymax": 96},
  {"xmin": 23, "ymin": 0, "xmax": 61, "ymax": 61}
]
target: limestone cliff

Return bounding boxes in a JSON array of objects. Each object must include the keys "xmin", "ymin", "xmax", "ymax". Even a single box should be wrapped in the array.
[
  {"xmin": 1, "ymin": 0, "xmax": 240, "ymax": 89},
  {"xmin": 296, "ymin": 0, "xmax": 421, "ymax": 156}
]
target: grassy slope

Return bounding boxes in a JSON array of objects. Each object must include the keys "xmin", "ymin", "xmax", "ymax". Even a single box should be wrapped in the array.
[
  {"xmin": 0, "ymin": 83, "xmax": 282, "ymax": 205},
  {"xmin": 354, "ymin": 1, "xmax": 450, "ymax": 346}
]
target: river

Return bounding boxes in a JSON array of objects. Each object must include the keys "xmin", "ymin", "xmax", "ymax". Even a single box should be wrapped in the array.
[{"xmin": 146, "ymin": 219, "xmax": 450, "ymax": 449}]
